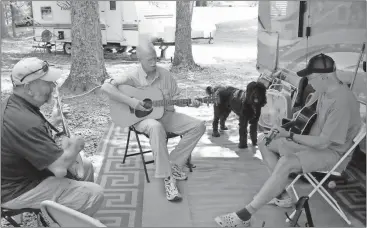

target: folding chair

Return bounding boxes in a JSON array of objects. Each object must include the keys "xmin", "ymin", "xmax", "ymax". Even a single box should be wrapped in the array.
[
  {"xmin": 285, "ymin": 123, "xmax": 366, "ymax": 225},
  {"xmin": 123, "ymin": 126, "xmax": 195, "ymax": 183},
  {"xmin": 1, "ymin": 207, "xmax": 48, "ymax": 227},
  {"xmin": 40, "ymin": 200, "xmax": 106, "ymax": 227}
]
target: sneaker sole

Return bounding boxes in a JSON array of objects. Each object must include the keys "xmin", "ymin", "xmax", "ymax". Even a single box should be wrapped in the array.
[
  {"xmin": 267, "ymin": 199, "xmax": 293, "ymax": 208},
  {"xmin": 167, "ymin": 195, "xmax": 182, "ymax": 201},
  {"xmin": 172, "ymin": 176, "xmax": 188, "ymax": 181}
]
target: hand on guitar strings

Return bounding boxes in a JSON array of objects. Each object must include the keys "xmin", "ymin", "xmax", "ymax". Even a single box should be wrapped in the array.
[
  {"xmin": 131, "ymin": 98, "xmax": 151, "ymax": 111},
  {"xmin": 189, "ymin": 99, "xmax": 201, "ymax": 108},
  {"xmin": 270, "ymin": 125, "xmax": 290, "ymax": 138},
  {"xmin": 135, "ymin": 100, "xmax": 151, "ymax": 111}
]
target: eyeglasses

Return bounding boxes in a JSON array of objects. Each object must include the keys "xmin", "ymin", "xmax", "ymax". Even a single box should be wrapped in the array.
[{"xmin": 20, "ymin": 61, "xmax": 49, "ymax": 82}]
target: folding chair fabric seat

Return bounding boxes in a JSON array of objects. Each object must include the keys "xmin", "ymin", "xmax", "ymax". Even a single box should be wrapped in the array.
[
  {"xmin": 123, "ymin": 126, "xmax": 194, "ymax": 183},
  {"xmin": 285, "ymin": 123, "xmax": 366, "ymax": 225}
]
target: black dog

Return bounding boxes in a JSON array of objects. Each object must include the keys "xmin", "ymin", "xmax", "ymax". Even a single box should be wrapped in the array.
[{"xmin": 206, "ymin": 81, "xmax": 267, "ymax": 148}]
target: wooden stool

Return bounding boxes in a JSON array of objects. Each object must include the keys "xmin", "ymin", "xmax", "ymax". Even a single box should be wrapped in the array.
[{"xmin": 123, "ymin": 126, "xmax": 195, "ymax": 183}]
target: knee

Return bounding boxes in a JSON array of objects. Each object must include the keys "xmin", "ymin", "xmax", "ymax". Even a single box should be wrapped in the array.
[
  {"xmin": 147, "ymin": 121, "xmax": 165, "ymax": 136},
  {"xmin": 83, "ymin": 159, "xmax": 94, "ymax": 182},
  {"xmin": 89, "ymin": 184, "xmax": 104, "ymax": 207},
  {"xmin": 276, "ymin": 155, "xmax": 300, "ymax": 175}
]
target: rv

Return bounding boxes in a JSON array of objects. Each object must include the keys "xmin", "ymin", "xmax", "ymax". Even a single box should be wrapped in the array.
[
  {"xmin": 31, "ymin": 1, "xmax": 216, "ymax": 54},
  {"xmin": 256, "ymin": 1, "xmax": 366, "ymax": 152}
]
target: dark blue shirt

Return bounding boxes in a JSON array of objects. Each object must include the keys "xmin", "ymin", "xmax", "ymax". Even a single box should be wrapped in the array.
[{"xmin": 1, "ymin": 94, "xmax": 63, "ymax": 204}]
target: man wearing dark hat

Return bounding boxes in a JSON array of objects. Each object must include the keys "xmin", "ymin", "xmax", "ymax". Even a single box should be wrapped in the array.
[
  {"xmin": 1, "ymin": 57, "xmax": 104, "ymax": 216},
  {"xmin": 215, "ymin": 53, "xmax": 362, "ymax": 227}
]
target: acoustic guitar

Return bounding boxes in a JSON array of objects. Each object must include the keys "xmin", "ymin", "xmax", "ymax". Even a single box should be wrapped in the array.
[
  {"xmin": 110, "ymin": 85, "xmax": 215, "ymax": 128},
  {"xmin": 265, "ymin": 99, "xmax": 318, "ymax": 145}
]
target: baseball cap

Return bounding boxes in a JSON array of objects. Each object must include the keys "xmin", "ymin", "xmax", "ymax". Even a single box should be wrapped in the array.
[
  {"xmin": 11, "ymin": 57, "xmax": 62, "ymax": 86},
  {"xmin": 296, "ymin": 53, "xmax": 336, "ymax": 77}
]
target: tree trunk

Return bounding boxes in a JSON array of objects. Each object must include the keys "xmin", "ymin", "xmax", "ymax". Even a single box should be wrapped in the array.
[
  {"xmin": 1, "ymin": 2, "xmax": 9, "ymax": 38},
  {"xmin": 63, "ymin": 0, "xmax": 108, "ymax": 93},
  {"xmin": 172, "ymin": 1, "xmax": 199, "ymax": 70},
  {"xmin": 10, "ymin": 1, "xmax": 16, "ymax": 38}
]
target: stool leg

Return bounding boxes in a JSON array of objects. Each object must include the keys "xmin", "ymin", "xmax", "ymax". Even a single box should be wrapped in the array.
[
  {"xmin": 135, "ymin": 131, "xmax": 150, "ymax": 183},
  {"xmin": 122, "ymin": 129, "xmax": 131, "ymax": 164},
  {"xmin": 187, "ymin": 155, "xmax": 193, "ymax": 172}
]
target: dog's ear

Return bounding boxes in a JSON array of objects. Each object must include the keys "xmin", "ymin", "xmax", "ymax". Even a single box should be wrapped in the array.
[{"xmin": 246, "ymin": 81, "xmax": 256, "ymax": 98}]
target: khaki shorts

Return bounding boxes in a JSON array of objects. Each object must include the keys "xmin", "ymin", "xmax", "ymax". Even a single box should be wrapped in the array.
[
  {"xmin": 269, "ymin": 137, "xmax": 341, "ymax": 174},
  {"xmin": 2, "ymin": 159, "xmax": 104, "ymax": 216}
]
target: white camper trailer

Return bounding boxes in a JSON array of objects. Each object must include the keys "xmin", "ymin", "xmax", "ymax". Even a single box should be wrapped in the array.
[
  {"xmin": 256, "ymin": 1, "xmax": 366, "ymax": 151},
  {"xmin": 31, "ymin": 1, "xmax": 216, "ymax": 54}
]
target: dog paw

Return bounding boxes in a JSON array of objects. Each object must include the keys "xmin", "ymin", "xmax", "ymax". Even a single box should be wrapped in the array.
[
  {"xmin": 220, "ymin": 126, "xmax": 228, "ymax": 131},
  {"xmin": 238, "ymin": 143, "xmax": 248, "ymax": 148},
  {"xmin": 212, "ymin": 131, "xmax": 220, "ymax": 137}
]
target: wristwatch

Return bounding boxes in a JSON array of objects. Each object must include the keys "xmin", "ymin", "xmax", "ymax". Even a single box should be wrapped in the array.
[{"xmin": 287, "ymin": 132, "xmax": 294, "ymax": 141}]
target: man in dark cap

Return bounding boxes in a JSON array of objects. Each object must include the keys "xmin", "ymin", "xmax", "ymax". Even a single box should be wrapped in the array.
[{"xmin": 214, "ymin": 53, "xmax": 362, "ymax": 227}]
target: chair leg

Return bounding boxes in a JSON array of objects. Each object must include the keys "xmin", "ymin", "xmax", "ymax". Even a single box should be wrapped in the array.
[
  {"xmin": 134, "ymin": 131, "xmax": 150, "ymax": 183},
  {"xmin": 38, "ymin": 212, "xmax": 48, "ymax": 227},
  {"xmin": 3, "ymin": 214, "xmax": 21, "ymax": 227},
  {"xmin": 122, "ymin": 129, "xmax": 131, "ymax": 164},
  {"xmin": 186, "ymin": 155, "xmax": 193, "ymax": 172},
  {"xmin": 305, "ymin": 174, "xmax": 351, "ymax": 224},
  {"xmin": 286, "ymin": 174, "xmax": 351, "ymax": 225}
]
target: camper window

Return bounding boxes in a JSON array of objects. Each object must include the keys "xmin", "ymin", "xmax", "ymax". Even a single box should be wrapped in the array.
[
  {"xmin": 110, "ymin": 1, "xmax": 116, "ymax": 10},
  {"xmin": 41, "ymin": 6, "xmax": 52, "ymax": 20}
]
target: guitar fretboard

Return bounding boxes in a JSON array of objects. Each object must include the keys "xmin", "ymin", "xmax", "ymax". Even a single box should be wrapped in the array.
[{"xmin": 152, "ymin": 97, "xmax": 213, "ymax": 107}]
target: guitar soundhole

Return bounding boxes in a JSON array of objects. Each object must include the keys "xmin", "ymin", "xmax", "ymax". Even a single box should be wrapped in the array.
[{"xmin": 135, "ymin": 99, "xmax": 153, "ymax": 118}]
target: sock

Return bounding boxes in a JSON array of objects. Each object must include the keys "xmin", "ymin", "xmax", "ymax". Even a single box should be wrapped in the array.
[{"xmin": 236, "ymin": 204, "xmax": 256, "ymax": 221}]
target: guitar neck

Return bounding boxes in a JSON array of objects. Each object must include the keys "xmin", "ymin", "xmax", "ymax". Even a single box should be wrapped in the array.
[{"xmin": 152, "ymin": 97, "xmax": 211, "ymax": 107}]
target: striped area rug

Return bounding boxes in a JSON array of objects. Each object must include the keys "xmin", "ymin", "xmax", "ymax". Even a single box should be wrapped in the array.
[
  {"xmin": 94, "ymin": 123, "xmax": 145, "ymax": 227},
  {"xmin": 329, "ymin": 158, "xmax": 366, "ymax": 225},
  {"xmin": 321, "ymin": 150, "xmax": 366, "ymax": 225}
]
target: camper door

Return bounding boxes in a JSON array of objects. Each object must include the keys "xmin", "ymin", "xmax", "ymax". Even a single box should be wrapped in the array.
[{"xmin": 99, "ymin": 1, "xmax": 123, "ymax": 44}]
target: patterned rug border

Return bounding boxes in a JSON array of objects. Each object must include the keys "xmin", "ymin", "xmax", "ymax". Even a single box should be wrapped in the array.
[
  {"xmin": 325, "ymin": 165, "xmax": 366, "ymax": 225},
  {"xmin": 95, "ymin": 123, "xmax": 145, "ymax": 227}
]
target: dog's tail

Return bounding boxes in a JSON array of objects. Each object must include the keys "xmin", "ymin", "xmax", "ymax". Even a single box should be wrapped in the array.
[{"xmin": 206, "ymin": 86, "xmax": 215, "ymax": 95}]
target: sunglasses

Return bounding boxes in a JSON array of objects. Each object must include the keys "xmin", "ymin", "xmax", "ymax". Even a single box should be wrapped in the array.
[{"xmin": 20, "ymin": 61, "xmax": 49, "ymax": 82}]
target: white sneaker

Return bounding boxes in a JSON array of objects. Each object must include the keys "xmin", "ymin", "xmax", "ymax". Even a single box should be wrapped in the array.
[
  {"xmin": 171, "ymin": 164, "xmax": 188, "ymax": 180},
  {"xmin": 267, "ymin": 195, "xmax": 293, "ymax": 208},
  {"xmin": 214, "ymin": 212, "xmax": 251, "ymax": 227},
  {"xmin": 164, "ymin": 177, "xmax": 182, "ymax": 201}
]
